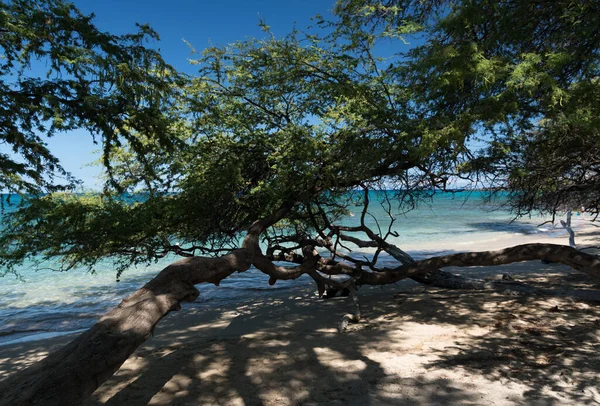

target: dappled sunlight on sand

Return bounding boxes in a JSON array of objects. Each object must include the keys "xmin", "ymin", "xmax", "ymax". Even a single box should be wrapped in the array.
[{"xmin": 2, "ymin": 258, "xmax": 599, "ymax": 405}]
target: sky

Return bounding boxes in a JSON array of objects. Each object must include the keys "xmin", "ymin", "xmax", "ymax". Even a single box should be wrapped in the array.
[{"xmin": 44, "ymin": 0, "xmax": 340, "ymax": 189}]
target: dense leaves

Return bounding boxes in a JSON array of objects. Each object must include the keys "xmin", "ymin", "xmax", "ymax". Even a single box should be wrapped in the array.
[
  {"xmin": 334, "ymin": 0, "xmax": 600, "ymax": 216},
  {"xmin": 0, "ymin": 0, "xmax": 183, "ymax": 194}
]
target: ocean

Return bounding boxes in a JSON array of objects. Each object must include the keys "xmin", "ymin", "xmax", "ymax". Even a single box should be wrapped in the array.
[{"xmin": 0, "ymin": 191, "xmax": 569, "ymax": 345}]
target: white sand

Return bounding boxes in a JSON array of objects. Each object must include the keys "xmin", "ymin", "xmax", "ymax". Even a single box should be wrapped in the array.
[{"xmin": 1, "ymin": 228, "xmax": 599, "ymax": 405}]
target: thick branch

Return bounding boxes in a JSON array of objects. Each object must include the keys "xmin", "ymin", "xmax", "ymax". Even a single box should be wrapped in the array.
[
  {"xmin": 1, "ymin": 201, "xmax": 304, "ymax": 405},
  {"xmin": 242, "ymin": 201, "xmax": 295, "ymax": 254},
  {"xmin": 2, "ymin": 226, "xmax": 597, "ymax": 406},
  {"xmin": 253, "ymin": 246, "xmax": 319, "ymax": 285},
  {"xmin": 360, "ymin": 243, "xmax": 600, "ymax": 285}
]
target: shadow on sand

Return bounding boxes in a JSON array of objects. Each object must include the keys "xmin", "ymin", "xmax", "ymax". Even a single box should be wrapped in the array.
[{"xmin": 1, "ymin": 257, "xmax": 599, "ymax": 405}]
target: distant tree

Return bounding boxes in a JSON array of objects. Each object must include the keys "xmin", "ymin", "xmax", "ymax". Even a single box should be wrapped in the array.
[
  {"xmin": 0, "ymin": 0, "xmax": 183, "ymax": 195},
  {"xmin": 1, "ymin": 1, "xmax": 599, "ymax": 405}
]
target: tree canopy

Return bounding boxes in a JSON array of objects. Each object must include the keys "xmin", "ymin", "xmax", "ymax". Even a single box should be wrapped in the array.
[
  {"xmin": 0, "ymin": 0, "xmax": 183, "ymax": 195},
  {"xmin": 0, "ymin": 22, "xmax": 464, "ymax": 276},
  {"xmin": 1, "ymin": 0, "xmax": 599, "ymax": 276},
  {"xmin": 335, "ymin": 0, "xmax": 600, "ymax": 218}
]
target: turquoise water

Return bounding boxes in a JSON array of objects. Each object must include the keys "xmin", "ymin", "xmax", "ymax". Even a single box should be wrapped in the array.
[{"xmin": 0, "ymin": 191, "xmax": 556, "ymax": 345}]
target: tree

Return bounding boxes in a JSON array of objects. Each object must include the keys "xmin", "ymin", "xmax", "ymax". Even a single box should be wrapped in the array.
[
  {"xmin": 1, "ymin": 1, "xmax": 599, "ymax": 404},
  {"xmin": 333, "ymin": 0, "xmax": 600, "ymax": 218},
  {"xmin": 0, "ymin": 0, "xmax": 183, "ymax": 195}
]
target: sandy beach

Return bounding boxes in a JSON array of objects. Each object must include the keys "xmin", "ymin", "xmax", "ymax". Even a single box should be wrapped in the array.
[{"xmin": 1, "ymin": 229, "xmax": 599, "ymax": 405}]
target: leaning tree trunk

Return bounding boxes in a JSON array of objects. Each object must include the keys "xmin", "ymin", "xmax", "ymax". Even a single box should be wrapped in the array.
[
  {"xmin": 0, "ymin": 202, "xmax": 292, "ymax": 406},
  {"xmin": 0, "ymin": 250, "xmax": 251, "ymax": 406},
  {"xmin": 359, "ymin": 243, "xmax": 600, "ymax": 285},
  {"xmin": 0, "ymin": 243, "xmax": 598, "ymax": 405},
  {"xmin": 379, "ymin": 237, "xmax": 491, "ymax": 289},
  {"xmin": 381, "ymin": 241, "xmax": 592, "ymax": 292}
]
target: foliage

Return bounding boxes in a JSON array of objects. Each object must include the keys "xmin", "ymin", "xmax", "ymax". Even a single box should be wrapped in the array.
[
  {"xmin": 2, "ymin": 0, "xmax": 599, "ymax": 278},
  {"xmin": 0, "ymin": 0, "xmax": 184, "ymax": 194},
  {"xmin": 334, "ymin": 0, "xmax": 600, "ymax": 217},
  {"xmin": 0, "ymin": 18, "xmax": 458, "ymax": 275}
]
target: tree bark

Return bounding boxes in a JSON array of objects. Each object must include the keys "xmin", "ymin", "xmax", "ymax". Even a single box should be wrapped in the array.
[
  {"xmin": 359, "ymin": 243, "xmax": 600, "ymax": 285},
  {"xmin": 0, "ymin": 199, "xmax": 291, "ymax": 406},
  {"xmin": 378, "ymin": 238, "xmax": 488, "ymax": 289}
]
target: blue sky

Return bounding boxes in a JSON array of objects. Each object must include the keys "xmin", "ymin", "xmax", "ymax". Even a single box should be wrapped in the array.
[
  {"xmin": 74, "ymin": 0, "xmax": 335, "ymax": 72},
  {"xmin": 46, "ymin": 0, "xmax": 339, "ymax": 189}
]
